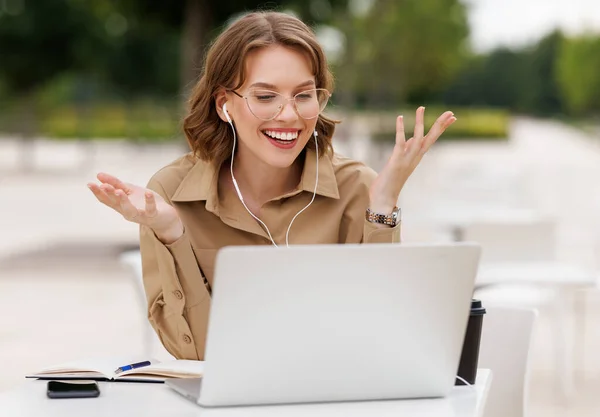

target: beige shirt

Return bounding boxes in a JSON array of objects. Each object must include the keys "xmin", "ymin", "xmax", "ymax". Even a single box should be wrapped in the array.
[{"xmin": 140, "ymin": 149, "xmax": 401, "ymax": 359}]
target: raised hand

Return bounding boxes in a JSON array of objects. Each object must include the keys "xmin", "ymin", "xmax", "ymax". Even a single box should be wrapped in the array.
[
  {"xmin": 87, "ymin": 173, "xmax": 183, "ymax": 243},
  {"xmin": 369, "ymin": 106, "xmax": 456, "ymax": 214}
]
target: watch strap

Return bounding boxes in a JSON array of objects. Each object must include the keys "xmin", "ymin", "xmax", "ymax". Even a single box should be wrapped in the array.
[{"xmin": 365, "ymin": 207, "xmax": 400, "ymax": 226}]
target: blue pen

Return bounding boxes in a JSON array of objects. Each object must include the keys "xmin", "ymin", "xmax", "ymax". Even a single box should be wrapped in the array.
[{"xmin": 114, "ymin": 361, "xmax": 151, "ymax": 374}]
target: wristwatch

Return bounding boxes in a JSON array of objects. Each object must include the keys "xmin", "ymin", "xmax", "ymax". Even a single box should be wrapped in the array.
[{"xmin": 365, "ymin": 206, "xmax": 401, "ymax": 227}]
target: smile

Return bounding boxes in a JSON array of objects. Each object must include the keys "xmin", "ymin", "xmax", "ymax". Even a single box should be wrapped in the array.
[
  {"xmin": 262, "ymin": 130, "xmax": 300, "ymax": 141},
  {"xmin": 261, "ymin": 129, "xmax": 301, "ymax": 150}
]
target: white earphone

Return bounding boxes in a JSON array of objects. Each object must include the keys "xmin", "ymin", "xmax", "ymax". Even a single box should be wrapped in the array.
[
  {"xmin": 222, "ymin": 103, "xmax": 319, "ymax": 247},
  {"xmin": 223, "ymin": 103, "xmax": 233, "ymax": 123}
]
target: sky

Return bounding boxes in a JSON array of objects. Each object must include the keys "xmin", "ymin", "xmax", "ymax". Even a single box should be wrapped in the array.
[{"xmin": 466, "ymin": 0, "xmax": 600, "ymax": 52}]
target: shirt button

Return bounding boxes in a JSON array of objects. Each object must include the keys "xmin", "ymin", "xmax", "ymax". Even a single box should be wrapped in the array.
[
  {"xmin": 173, "ymin": 290, "xmax": 183, "ymax": 300},
  {"xmin": 183, "ymin": 334, "xmax": 192, "ymax": 344}
]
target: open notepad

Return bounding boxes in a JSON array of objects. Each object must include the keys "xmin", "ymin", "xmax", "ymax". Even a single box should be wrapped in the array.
[{"xmin": 26, "ymin": 357, "xmax": 204, "ymax": 383}]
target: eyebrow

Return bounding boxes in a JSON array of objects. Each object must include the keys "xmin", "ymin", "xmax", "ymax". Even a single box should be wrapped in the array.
[{"xmin": 248, "ymin": 80, "xmax": 316, "ymax": 89}]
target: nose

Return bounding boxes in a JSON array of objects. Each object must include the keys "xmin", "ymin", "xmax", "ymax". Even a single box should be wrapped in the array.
[{"xmin": 274, "ymin": 99, "xmax": 298, "ymax": 122}]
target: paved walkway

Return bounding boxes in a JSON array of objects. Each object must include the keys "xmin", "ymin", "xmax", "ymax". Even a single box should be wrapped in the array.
[
  {"xmin": 0, "ymin": 139, "xmax": 186, "ymax": 260},
  {"xmin": 1, "ymin": 118, "xmax": 599, "ymax": 415}
]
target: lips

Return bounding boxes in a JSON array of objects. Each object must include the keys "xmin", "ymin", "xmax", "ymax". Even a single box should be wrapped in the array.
[
  {"xmin": 261, "ymin": 130, "xmax": 301, "ymax": 150},
  {"xmin": 262, "ymin": 129, "xmax": 300, "ymax": 141}
]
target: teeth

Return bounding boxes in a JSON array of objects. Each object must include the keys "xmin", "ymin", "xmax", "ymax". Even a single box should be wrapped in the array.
[{"xmin": 264, "ymin": 130, "xmax": 299, "ymax": 141}]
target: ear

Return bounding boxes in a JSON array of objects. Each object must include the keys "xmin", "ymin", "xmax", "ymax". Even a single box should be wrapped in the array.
[{"xmin": 215, "ymin": 89, "xmax": 231, "ymax": 123}]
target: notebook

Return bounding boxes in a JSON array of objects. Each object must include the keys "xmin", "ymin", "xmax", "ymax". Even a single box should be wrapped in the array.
[{"xmin": 26, "ymin": 357, "xmax": 204, "ymax": 383}]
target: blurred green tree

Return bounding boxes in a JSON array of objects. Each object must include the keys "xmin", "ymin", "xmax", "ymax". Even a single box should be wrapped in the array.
[
  {"xmin": 332, "ymin": 0, "xmax": 470, "ymax": 108},
  {"xmin": 0, "ymin": 0, "xmax": 91, "ymax": 95},
  {"xmin": 1, "ymin": 1, "xmax": 332, "ymax": 99},
  {"xmin": 521, "ymin": 30, "xmax": 564, "ymax": 114},
  {"xmin": 444, "ymin": 48, "xmax": 530, "ymax": 109},
  {"xmin": 120, "ymin": 0, "xmax": 350, "ymax": 91},
  {"xmin": 0, "ymin": 0, "xmax": 97, "ymax": 170},
  {"xmin": 443, "ymin": 30, "xmax": 566, "ymax": 116},
  {"xmin": 0, "ymin": 0, "xmax": 353, "ymax": 146},
  {"xmin": 556, "ymin": 34, "xmax": 600, "ymax": 115}
]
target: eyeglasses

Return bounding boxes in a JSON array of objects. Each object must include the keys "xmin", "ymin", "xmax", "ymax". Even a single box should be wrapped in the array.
[{"xmin": 230, "ymin": 88, "xmax": 331, "ymax": 121}]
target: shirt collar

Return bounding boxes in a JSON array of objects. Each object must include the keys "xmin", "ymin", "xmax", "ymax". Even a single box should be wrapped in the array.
[
  {"xmin": 299, "ymin": 148, "xmax": 340, "ymax": 199},
  {"xmin": 171, "ymin": 149, "xmax": 340, "ymax": 206}
]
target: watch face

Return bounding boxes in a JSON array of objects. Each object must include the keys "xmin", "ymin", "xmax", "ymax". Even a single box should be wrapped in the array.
[{"xmin": 392, "ymin": 207, "xmax": 401, "ymax": 223}]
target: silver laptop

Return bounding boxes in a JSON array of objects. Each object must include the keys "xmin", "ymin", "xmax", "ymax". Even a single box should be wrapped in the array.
[{"xmin": 167, "ymin": 242, "xmax": 481, "ymax": 407}]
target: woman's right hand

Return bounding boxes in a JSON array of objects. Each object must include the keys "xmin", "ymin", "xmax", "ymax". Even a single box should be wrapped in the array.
[{"xmin": 87, "ymin": 173, "xmax": 183, "ymax": 244}]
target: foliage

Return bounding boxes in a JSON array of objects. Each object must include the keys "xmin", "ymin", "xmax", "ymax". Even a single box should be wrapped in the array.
[
  {"xmin": 521, "ymin": 31, "xmax": 564, "ymax": 114},
  {"xmin": 332, "ymin": 0, "xmax": 470, "ymax": 107},
  {"xmin": 35, "ymin": 101, "xmax": 182, "ymax": 141},
  {"xmin": 3, "ymin": 0, "xmax": 600, "ymax": 140},
  {"xmin": 556, "ymin": 34, "xmax": 600, "ymax": 115},
  {"xmin": 5, "ymin": 102, "xmax": 508, "ymax": 142},
  {"xmin": 443, "ymin": 31, "xmax": 565, "ymax": 116},
  {"xmin": 0, "ymin": 0, "xmax": 93, "ymax": 93}
]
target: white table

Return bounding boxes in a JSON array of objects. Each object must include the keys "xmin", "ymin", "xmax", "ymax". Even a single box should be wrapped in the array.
[{"xmin": 0, "ymin": 370, "xmax": 492, "ymax": 417}]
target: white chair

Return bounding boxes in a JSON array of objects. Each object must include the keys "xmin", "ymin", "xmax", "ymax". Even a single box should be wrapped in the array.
[
  {"xmin": 479, "ymin": 306, "xmax": 538, "ymax": 417},
  {"xmin": 119, "ymin": 250, "xmax": 147, "ymax": 313},
  {"xmin": 464, "ymin": 218, "xmax": 594, "ymax": 290},
  {"xmin": 465, "ymin": 219, "xmax": 595, "ymax": 402},
  {"xmin": 119, "ymin": 249, "xmax": 174, "ymax": 361}
]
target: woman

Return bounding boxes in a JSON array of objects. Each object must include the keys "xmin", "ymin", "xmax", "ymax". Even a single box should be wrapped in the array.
[{"xmin": 88, "ymin": 11, "xmax": 456, "ymax": 360}]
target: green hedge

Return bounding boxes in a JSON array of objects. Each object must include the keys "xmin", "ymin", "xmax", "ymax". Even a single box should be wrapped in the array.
[
  {"xmin": 368, "ymin": 107, "xmax": 510, "ymax": 142},
  {"xmin": 0, "ymin": 101, "xmax": 183, "ymax": 142},
  {"xmin": 40, "ymin": 102, "xmax": 183, "ymax": 141},
  {"xmin": 0, "ymin": 102, "xmax": 509, "ymax": 142}
]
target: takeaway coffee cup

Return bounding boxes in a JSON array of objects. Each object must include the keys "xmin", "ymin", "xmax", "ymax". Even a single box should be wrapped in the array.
[{"xmin": 456, "ymin": 299, "xmax": 486, "ymax": 385}]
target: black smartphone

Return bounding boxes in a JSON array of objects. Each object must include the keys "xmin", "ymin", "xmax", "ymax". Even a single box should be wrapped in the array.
[{"xmin": 47, "ymin": 380, "xmax": 100, "ymax": 399}]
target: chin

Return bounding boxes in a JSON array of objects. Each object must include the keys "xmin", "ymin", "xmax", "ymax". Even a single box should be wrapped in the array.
[
  {"xmin": 263, "ymin": 151, "xmax": 301, "ymax": 169},
  {"xmin": 260, "ymin": 137, "xmax": 310, "ymax": 169}
]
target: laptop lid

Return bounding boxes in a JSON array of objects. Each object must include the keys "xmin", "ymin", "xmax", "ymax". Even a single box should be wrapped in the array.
[{"xmin": 199, "ymin": 242, "xmax": 481, "ymax": 407}]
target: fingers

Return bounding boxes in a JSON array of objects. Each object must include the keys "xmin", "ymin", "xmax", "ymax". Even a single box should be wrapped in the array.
[
  {"xmin": 144, "ymin": 191, "xmax": 158, "ymax": 218},
  {"xmin": 99, "ymin": 183, "xmax": 120, "ymax": 206},
  {"xmin": 414, "ymin": 106, "xmax": 425, "ymax": 140},
  {"xmin": 395, "ymin": 115, "xmax": 406, "ymax": 146},
  {"xmin": 115, "ymin": 189, "xmax": 141, "ymax": 220},
  {"xmin": 87, "ymin": 183, "xmax": 114, "ymax": 207},
  {"xmin": 97, "ymin": 172, "xmax": 131, "ymax": 194},
  {"xmin": 402, "ymin": 106, "xmax": 425, "ymax": 159},
  {"xmin": 423, "ymin": 111, "xmax": 456, "ymax": 150},
  {"xmin": 384, "ymin": 108, "xmax": 456, "ymax": 185}
]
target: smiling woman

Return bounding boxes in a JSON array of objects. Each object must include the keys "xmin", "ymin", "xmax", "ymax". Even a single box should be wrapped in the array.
[{"xmin": 86, "ymin": 11, "xmax": 456, "ymax": 360}]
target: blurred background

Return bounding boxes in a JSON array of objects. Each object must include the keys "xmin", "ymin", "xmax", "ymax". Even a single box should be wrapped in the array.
[{"xmin": 1, "ymin": 0, "xmax": 599, "ymax": 415}]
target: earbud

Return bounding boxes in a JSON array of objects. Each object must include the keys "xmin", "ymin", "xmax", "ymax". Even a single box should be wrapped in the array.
[{"xmin": 223, "ymin": 103, "xmax": 232, "ymax": 123}]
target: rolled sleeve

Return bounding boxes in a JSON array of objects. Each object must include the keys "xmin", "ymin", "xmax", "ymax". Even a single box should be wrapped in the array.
[{"xmin": 363, "ymin": 219, "xmax": 401, "ymax": 243}]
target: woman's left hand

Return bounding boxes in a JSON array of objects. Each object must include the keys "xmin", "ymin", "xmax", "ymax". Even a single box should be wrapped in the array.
[{"xmin": 368, "ymin": 106, "xmax": 456, "ymax": 214}]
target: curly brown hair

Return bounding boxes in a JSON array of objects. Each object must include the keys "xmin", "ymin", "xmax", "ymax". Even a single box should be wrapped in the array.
[{"xmin": 183, "ymin": 11, "xmax": 338, "ymax": 166}]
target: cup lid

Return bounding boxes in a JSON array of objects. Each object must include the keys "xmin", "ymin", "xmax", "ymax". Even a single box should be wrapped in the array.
[{"xmin": 471, "ymin": 299, "xmax": 486, "ymax": 315}]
